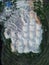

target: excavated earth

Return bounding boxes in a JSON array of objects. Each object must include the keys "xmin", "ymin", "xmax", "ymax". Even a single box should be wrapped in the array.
[{"xmin": 0, "ymin": 1, "xmax": 49, "ymax": 65}]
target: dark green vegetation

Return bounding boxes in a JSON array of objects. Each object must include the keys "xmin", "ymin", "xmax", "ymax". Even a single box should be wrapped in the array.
[
  {"xmin": 0, "ymin": 1, "xmax": 4, "ymax": 12},
  {"xmin": 0, "ymin": 0, "xmax": 49, "ymax": 65}
]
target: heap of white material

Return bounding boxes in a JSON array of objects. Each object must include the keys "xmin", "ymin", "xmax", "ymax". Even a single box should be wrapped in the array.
[{"xmin": 4, "ymin": 0, "xmax": 43, "ymax": 53}]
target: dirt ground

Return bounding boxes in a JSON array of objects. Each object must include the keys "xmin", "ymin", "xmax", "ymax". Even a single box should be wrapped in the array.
[{"xmin": 0, "ymin": 1, "xmax": 49, "ymax": 65}]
